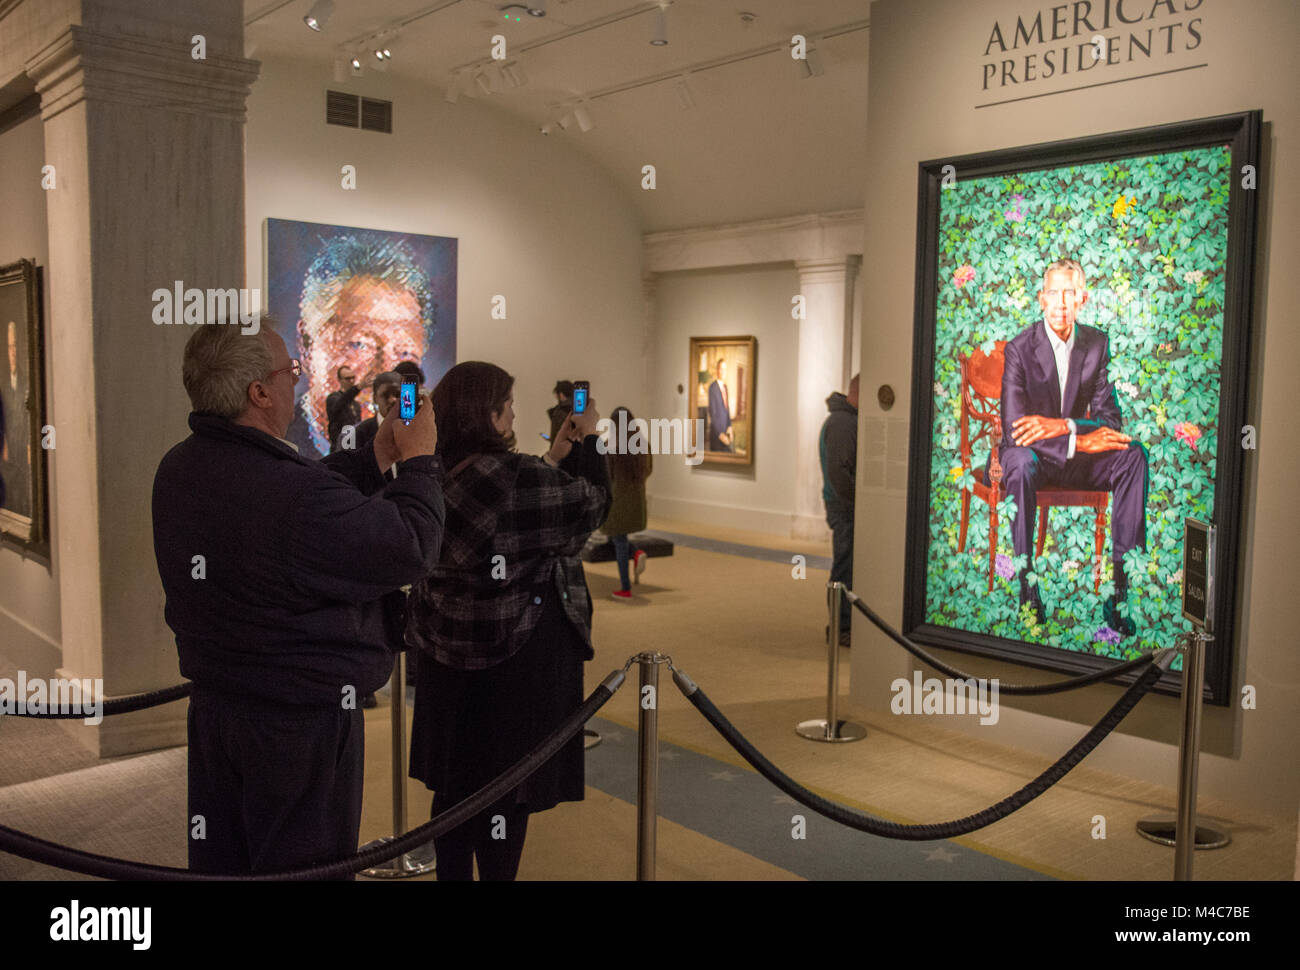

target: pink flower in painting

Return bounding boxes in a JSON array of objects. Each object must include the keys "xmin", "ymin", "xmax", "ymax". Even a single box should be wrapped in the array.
[
  {"xmin": 953, "ymin": 265, "xmax": 975, "ymax": 288},
  {"xmin": 1172, "ymin": 422, "xmax": 1202, "ymax": 451},
  {"xmin": 1005, "ymin": 194, "xmax": 1025, "ymax": 222}
]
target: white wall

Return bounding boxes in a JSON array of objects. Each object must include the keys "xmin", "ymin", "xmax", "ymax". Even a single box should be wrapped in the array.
[
  {"xmin": 647, "ymin": 263, "xmax": 802, "ymax": 534},
  {"xmin": 855, "ymin": 0, "xmax": 1300, "ymax": 814},
  {"xmin": 0, "ymin": 107, "xmax": 60, "ymax": 674},
  {"xmin": 244, "ymin": 57, "xmax": 645, "ymax": 444}
]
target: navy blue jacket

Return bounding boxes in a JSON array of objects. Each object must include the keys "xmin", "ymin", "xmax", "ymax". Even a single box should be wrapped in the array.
[
  {"xmin": 999, "ymin": 322, "xmax": 1123, "ymax": 470},
  {"xmin": 152, "ymin": 413, "xmax": 444, "ymax": 706}
]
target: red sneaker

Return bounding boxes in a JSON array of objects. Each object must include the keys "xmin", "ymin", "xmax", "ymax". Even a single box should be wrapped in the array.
[{"xmin": 611, "ymin": 589, "xmax": 633, "ymax": 601}]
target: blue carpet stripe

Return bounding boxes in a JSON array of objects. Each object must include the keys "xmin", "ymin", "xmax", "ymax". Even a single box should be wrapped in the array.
[{"xmin": 582, "ymin": 716, "xmax": 1053, "ymax": 881}]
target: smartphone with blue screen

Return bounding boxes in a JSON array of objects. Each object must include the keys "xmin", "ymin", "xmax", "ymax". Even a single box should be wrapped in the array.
[
  {"xmin": 572, "ymin": 381, "xmax": 589, "ymax": 415},
  {"xmin": 399, "ymin": 380, "xmax": 418, "ymax": 424}
]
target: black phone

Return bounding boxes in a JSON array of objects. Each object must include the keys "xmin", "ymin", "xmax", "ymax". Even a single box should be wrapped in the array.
[
  {"xmin": 399, "ymin": 380, "xmax": 419, "ymax": 424},
  {"xmin": 572, "ymin": 380, "xmax": 589, "ymax": 415}
]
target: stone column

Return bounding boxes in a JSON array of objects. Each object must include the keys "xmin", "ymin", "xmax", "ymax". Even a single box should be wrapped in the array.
[
  {"xmin": 22, "ymin": 11, "xmax": 257, "ymax": 756},
  {"xmin": 792, "ymin": 256, "xmax": 860, "ymax": 540}
]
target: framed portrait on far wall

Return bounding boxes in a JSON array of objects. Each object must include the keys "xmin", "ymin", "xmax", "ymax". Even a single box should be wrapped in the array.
[
  {"xmin": 265, "ymin": 218, "xmax": 457, "ymax": 459},
  {"xmin": 0, "ymin": 258, "xmax": 48, "ymax": 552},
  {"xmin": 902, "ymin": 111, "xmax": 1260, "ymax": 706},
  {"xmin": 688, "ymin": 336, "xmax": 756, "ymax": 467}
]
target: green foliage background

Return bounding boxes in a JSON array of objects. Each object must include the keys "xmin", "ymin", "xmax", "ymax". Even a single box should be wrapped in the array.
[{"xmin": 925, "ymin": 145, "xmax": 1232, "ymax": 664}]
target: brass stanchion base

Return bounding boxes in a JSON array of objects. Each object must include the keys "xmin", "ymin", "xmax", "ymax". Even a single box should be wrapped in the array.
[
  {"xmin": 359, "ymin": 836, "xmax": 438, "ymax": 878},
  {"xmin": 1135, "ymin": 819, "xmax": 1231, "ymax": 850},
  {"xmin": 583, "ymin": 728, "xmax": 602, "ymax": 749},
  {"xmin": 796, "ymin": 718, "xmax": 867, "ymax": 743}
]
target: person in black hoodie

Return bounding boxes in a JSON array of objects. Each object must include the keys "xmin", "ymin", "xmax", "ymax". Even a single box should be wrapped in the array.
[
  {"xmin": 152, "ymin": 321, "xmax": 444, "ymax": 876},
  {"xmin": 819, "ymin": 374, "xmax": 859, "ymax": 645}
]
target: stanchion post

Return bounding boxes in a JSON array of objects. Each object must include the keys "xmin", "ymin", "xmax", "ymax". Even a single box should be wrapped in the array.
[
  {"xmin": 825, "ymin": 582, "xmax": 842, "ymax": 733},
  {"xmin": 1174, "ymin": 630, "xmax": 1212, "ymax": 881},
  {"xmin": 391, "ymin": 651, "xmax": 407, "ymax": 836},
  {"xmin": 796, "ymin": 582, "xmax": 866, "ymax": 743},
  {"xmin": 361, "ymin": 651, "xmax": 437, "ymax": 878},
  {"xmin": 636, "ymin": 652, "xmax": 669, "ymax": 881}
]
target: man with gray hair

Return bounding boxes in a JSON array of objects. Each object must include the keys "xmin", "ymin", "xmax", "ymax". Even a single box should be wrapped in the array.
[
  {"xmin": 997, "ymin": 257, "xmax": 1148, "ymax": 637},
  {"xmin": 152, "ymin": 320, "xmax": 443, "ymax": 876}
]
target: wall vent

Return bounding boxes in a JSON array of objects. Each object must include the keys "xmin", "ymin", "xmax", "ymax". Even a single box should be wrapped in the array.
[{"xmin": 326, "ymin": 91, "xmax": 393, "ymax": 133}]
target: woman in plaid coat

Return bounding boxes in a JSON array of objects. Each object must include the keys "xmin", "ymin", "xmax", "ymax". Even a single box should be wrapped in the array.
[{"xmin": 406, "ymin": 361, "xmax": 609, "ymax": 880}]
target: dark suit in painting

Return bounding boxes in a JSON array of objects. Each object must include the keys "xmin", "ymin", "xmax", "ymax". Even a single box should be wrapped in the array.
[
  {"xmin": 997, "ymin": 321, "xmax": 1148, "ymax": 577},
  {"xmin": 707, "ymin": 379, "xmax": 732, "ymax": 452}
]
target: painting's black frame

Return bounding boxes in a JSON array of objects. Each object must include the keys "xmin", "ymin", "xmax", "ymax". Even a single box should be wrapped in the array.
[
  {"xmin": 0, "ymin": 258, "xmax": 49, "ymax": 555},
  {"xmin": 903, "ymin": 111, "xmax": 1261, "ymax": 705}
]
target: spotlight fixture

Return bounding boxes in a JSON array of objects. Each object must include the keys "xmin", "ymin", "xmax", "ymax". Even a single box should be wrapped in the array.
[
  {"xmin": 799, "ymin": 47, "xmax": 825, "ymax": 78},
  {"xmin": 303, "ymin": 0, "xmax": 335, "ymax": 32},
  {"xmin": 501, "ymin": 61, "xmax": 528, "ymax": 88},
  {"xmin": 527, "ymin": 0, "xmax": 547, "ymax": 15},
  {"xmin": 540, "ymin": 123, "xmax": 554, "ymax": 135},
  {"xmin": 673, "ymin": 77, "xmax": 695, "ymax": 109},
  {"xmin": 650, "ymin": 3, "xmax": 669, "ymax": 46},
  {"xmin": 350, "ymin": 56, "xmax": 363, "ymax": 78}
]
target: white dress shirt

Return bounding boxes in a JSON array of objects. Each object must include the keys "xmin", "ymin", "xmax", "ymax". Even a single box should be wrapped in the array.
[{"xmin": 1043, "ymin": 321, "xmax": 1078, "ymax": 459}]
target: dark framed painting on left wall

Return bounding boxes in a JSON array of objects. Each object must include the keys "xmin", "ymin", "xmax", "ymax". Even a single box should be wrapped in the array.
[{"xmin": 0, "ymin": 258, "xmax": 48, "ymax": 553}]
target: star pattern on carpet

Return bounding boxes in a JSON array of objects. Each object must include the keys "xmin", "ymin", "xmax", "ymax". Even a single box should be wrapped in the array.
[
  {"xmin": 924, "ymin": 846, "xmax": 958, "ymax": 863},
  {"xmin": 710, "ymin": 769, "xmax": 739, "ymax": 782}
]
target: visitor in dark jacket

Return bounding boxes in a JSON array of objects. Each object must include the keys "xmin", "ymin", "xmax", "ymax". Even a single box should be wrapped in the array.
[
  {"xmin": 819, "ymin": 374, "xmax": 859, "ymax": 643},
  {"xmin": 152, "ymin": 322, "xmax": 444, "ymax": 876}
]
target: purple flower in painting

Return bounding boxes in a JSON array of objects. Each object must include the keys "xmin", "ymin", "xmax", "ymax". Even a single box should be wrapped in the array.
[
  {"xmin": 1094, "ymin": 626, "xmax": 1122, "ymax": 646},
  {"xmin": 995, "ymin": 553, "xmax": 1015, "ymax": 581},
  {"xmin": 1005, "ymin": 194, "xmax": 1025, "ymax": 223}
]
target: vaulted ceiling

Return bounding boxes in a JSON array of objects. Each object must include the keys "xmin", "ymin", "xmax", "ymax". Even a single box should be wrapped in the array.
[{"xmin": 244, "ymin": 0, "xmax": 870, "ymax": 231}]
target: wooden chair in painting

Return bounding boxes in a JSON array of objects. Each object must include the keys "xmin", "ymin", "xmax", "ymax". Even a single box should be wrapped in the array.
[{"xmin": 956, "ymin": 343, "xmax": 1109, "ymax": 593}]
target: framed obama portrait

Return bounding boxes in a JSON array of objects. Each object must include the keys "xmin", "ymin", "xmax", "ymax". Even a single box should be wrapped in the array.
[
  {"xmin": 0, "ymin": 259, "xmax": 48, "ymax": 552},
  {"xmin": 266, "ymin": 219, "xmax": 457, "ymax": 458},
  {"xmin": 902, "ymin": 111, "xmax": 1260, "ymax": 705},
  {"xmin": 688, "ymin": 336, "xmax": 756, "ymax": 467}
]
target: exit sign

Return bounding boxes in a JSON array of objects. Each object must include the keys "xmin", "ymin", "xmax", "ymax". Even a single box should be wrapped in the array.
[{"xmin": 1182, "ymin": 519, "xmax": 1215, "ymax": 631}]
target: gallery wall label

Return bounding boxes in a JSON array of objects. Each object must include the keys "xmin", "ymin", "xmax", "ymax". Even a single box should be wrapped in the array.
[{"xmin": 976, "ymin": 0, "xmax": 1207, "ymax": 109}]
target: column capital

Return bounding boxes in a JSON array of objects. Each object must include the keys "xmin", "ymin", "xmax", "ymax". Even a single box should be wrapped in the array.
[
  {"xmin": 25, "ymin": 25, "xmax": 259, "ymax": 123},
  {"xmin": 794, "ymin": 255, "xmax": 861, "ymax": 287}
]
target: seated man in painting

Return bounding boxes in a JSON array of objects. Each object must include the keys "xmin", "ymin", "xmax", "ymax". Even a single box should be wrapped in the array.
[
  {"xmin": 707, "ymin": 358, "xmax": 733, "ymax": 452},
  {"xmin": 998, "ymin": 258, "xmax": 1148, "ymax": 637}
]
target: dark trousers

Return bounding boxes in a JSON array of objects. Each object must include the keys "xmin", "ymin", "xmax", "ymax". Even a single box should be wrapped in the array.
[
  {"xmin": 612, "ymin": 533, "xmax": 640, "ymax": 590},
  {"xmin": 431, "ymin": 794, "xmax": 530, "ymax": 881},
  {"xmin": 999, "ymin": 442, "xmax": 1149, "ymax": 576},
  {"xmin": 825, "ymin": 499, "xmax": 854, "ymax": 628},
  {"xmin": 187, "ymin": 689, "xmax": 364, "ymax": 878}
]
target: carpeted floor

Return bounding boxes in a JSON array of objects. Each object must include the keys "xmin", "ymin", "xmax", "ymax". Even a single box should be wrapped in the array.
[{"xmin": 0, "ymin": 516, "xmax": 1294, "ymax": 881}]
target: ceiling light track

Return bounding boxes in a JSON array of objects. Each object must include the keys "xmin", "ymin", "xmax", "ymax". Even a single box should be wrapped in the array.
[
  {"xmin": 450, "ymin": 1, "xmax": 665, "ymax": 74},
  {"xmin": 544, "ymin": 18, "xmax": 869, "ymax": 109}
]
